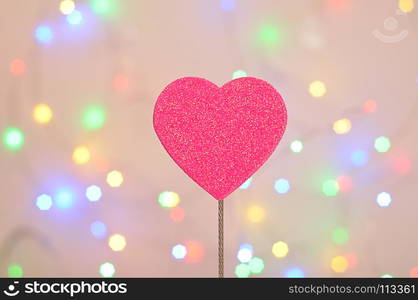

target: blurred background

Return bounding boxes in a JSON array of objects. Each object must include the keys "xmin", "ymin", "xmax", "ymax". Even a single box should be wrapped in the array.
[{"xmin": 0, "ymin": 0, "xmax": 417, "ymax": 278}]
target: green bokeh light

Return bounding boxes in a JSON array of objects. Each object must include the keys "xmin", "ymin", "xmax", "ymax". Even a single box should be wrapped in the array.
[
  {"xmin": 83, "ymin": 105, "xmax": 106, "ymax": 130},
  {"xmin": 374, "ymin": 136, "xmax": 391, "ymax": 153},
  {"xmin": 90, "ymin": 0, "xmax": 118, "ymax": 17},
  {"xmin": 7, "ymin": 264, "xmax": 23, "ymax": 278},
  {"xmin": 2, "ymin": 127, "xmax": 24, "ymax": 150},
  {"xmin": 99, "ymin": 262, "xmax": 115, "ymax": 278},
  {"xmin": 290, "ymin": 139, "xmax": 303, "ymax": 153},
  {"xmin": 381, "ymin": 273, "xmax": 393, "ymax": 278},
  {"xmin": 232, "ymin": 70, "xmax": 247, "ymax": 79},
  {"xmin": 235, "ymin": 263, "xmax": 251, "ymax": 278},
  {"xmin": 332, "ymin": 227, "xmax": 349, "ymax": 245},
  {"xmin": 322, "ymin": 179, "xmax": 339, "ymax": 197},
  {"xmin": 258, "ymin": 23, "xmax": 285, "ymax": 48},
  {"xmin": 248, "ymin": 257, "xmax": 264, "ymax": 274}
]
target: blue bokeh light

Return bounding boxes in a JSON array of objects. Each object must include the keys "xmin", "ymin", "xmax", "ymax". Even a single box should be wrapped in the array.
[
  {"xmin": 350, "ymin": 150, "xmax": 368, "ymax": 167},
  {"xmin": 54, "ymin": 189, "xmax": 74, "ymax": 209},
  {"xmin": 239, "ymin": 177, "xmax": 253, "ymax": 190},
  {"xmin": 90, "ymin": 221, "xmax": 107, "ymax": 239},
  {"xmin": 36, "ymin": 194, "xmax": 53, "ymax": 211},
  {"xmin": 67, "ymin": 10, "xmax": 83, "ymax": 25},
  {"xmin": 221, "ymin": 0, "xmax": 235, "ymax": 11},
  {"xmin": 86, "ymin": 185, "xmax": 102, "ymax": 202},
  {"xmin": 35, "ymin": 25, "xmax": 53, "ymax": 44},
  {"xmin": 274, "ymin": 178, "xmax": 290, "ymax": 194},
  {"xmin": 285, "ymin": 267, "xmax": 305, "ymax": 278},
  {"xmin": 237, "ymin": 243, "xmax": 253, "ymax": 263},
  {"xmin": 172, "ymin": 244, "xmax": 187, "ymax": 260}
]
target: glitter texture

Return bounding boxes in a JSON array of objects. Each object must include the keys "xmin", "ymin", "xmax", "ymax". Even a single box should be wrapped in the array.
[{"xmin": 153, "ymin": 77, "xmax": 287, "ymax": 200}]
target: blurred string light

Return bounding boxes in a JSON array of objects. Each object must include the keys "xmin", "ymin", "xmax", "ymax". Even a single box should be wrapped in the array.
[
  {"xmin": 35, "ymin": 25, "xmax": 53, "ymax": 44},
  {"xmin": 322, "ymin": 179, "xmax": 339, "ymax": 196},
  {"xmin": 59, "ymin": 0, "xmax": 75, "ymax": 15},
  {"xmin": 345, "ymin": 254, "xmax": 358, "ymax": 269},
  {"xmin": 158, "ymin": 191, "xmax": 180, "ymax": 209},
  {"xmin": 272, "ymin": 241, "xmax": 289, "ymax": 258},
  {"xmin": 285, "ymin": 267, "xmax": 305, "ymax": 278},
  {"xmin": 235, "ymin": 263, "xmax": 251, "ymax": 278},
  {"xmin": 232, "ymin": 69, "xmax": 247, "ymax": 79},
  {"xmin": 86, "ymin": 185, "xmax": 102, "ymax": 202},
  {"xmin": 106, "ymin": 170, "xmax": 124, "ymax": 187},
  {"xmin": 82, "ymin": 105, "xmax": 106, "ymax": 130},
  {"xmin": 2, "ymin": 128, "xmax": 25, "ymax": 150},
  {"xmin": 99, "ymin": 262, "xmax": 115, "ymax": 278},
  {"xmin": 184, "ymin": 241, "xmax": 204, "ymax": 263},
  {"xmin": 290, "ymin": 139, "xmax": 303, "ymax": 153},
  {"xmin": 381, "ymin": 273, "xmax": 394, "ymax": 278},
  {"xmin": 309, "ymin": 80, "xmax": 327, "ymax": 98},
  {"xmin": 36, "ymin": 194, "xmax": 53, "ymax": 211},
  {"xmin": 248, "ymin": 257, "xmax": 264, "ymax": 274},
  {"xmin": 332, "ymin": 227, "xmax": 349, "ymax": 245},
  {"xmin": 409, "ymin": 266, "xmax": 418, "ymax": 277},
  {"xmin": 108, "ymin": 234, "xmax": 126, "ymax": 252},
  {"xmin": 237, "ymin": 244, "xmax": 253, "ymax": 263},
  {"xmin": 333, "ymin": 118, "xmax": 352, "ymax": 135},
  {"xmin": 374, "ymin": 136, "xmax": 391, "ymax": 153},
  {"xmin": 72, "ymin": 146, "xmax": 91, "ymax": 165},
  {"xmin": 67, "ymin": 10, "xmax": 83, "ymax": 25},
  {"xmin": 9, "ymin": 59, "xmax": 26, "ymax": 76},
  {"xmin": 170, "ymin": 207, "xmax": 185, "ymax": 222},
  {"xmin": 112, "ymin": 74, "xmax": 129, "ymax": 92},
  {"xmin": 376, "ymin": 192, "xmax": 392, "ymax": 207},
  {"xmin": 274, "ymin": 178, "xmax": 290, "ymax": 194},
  {"xmin": 171, "ymin": 244, "xmax": 187, "ymax": 260},
  {"xmin": 7, "ymin": 264, "xmax": 23, "ymax": 278},
  {"xmin": 331, "ymin": 256, "xmax": 348, "ymax": 273},
  {"xmin": 350, "ymin": 149, "xmax": 368, "ymax": 167},
  {"xmin": 90, "ymin": 221, "xmax": 107, "ymax": 239},
  {"xmin": 247, "ymin": 205, "xmax": 265, "ymax": 223},
  {"xmin": 33, "ymin": 104, "xmax": 53, "ymax": 124},
  {"xmin": 239, "ymin": 177, "xmax": 253, "ymax": 189},
  {"xmin": 221, "ymin": 0, "xmax": 235, "ymax": 11},
  {"xmin": 391, "ymin": 155, "xmax": 411, "ymax": 175},
  {"xmin": 336, "ymin": 175, "xmax": 352, "ymax": 193},
  {"xmin": 363, "ymin": 99, "xmax": 377, "ymax": 113},
  {"xmin": 54, "ymin": 189, "xmax": 74, "ymax": 209},
  {"xmin": 399, "ymin": 0, "xmax": 414, "ymax": 13},
  {"xmin": 258, "ymin": 23, "xmax": 285, "ymax": 48}
]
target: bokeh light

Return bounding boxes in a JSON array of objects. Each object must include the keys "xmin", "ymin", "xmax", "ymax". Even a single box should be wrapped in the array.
[
  {"xmin": 35, "ymin": 25, "xmax": 53, "ymax": 44},
  {"xmin": 106, "ymin": 170, "xmax": 124, "ymax": 187},
  {"xmin": 158, "ymin": 191, "xmax": 180, "ymax": 209},
  {"xmin": 363, "ymin": 99, "xmax": 377, "ymax": 113},
  {"xmin": 67, "ymin": 10, "xmax": 83, "ymax": 25},
  {"xmin": 112, "ymin": 74, "xmax": 129, "ymax": 92},
  {"xmin": 172, "ymin": 244, "xmax": 187, "ymax": 260},
  {"xmin": 221, "ymin": 0, "xmax": 235, "ymax": 11},
  {"xmin": 184, "ymin": 241, "xmax": 204, "ymax": 263},
  {"xmin": 247, "ymin": 205, "xmax": 265, "ymax": 223},
  {"xmin": 272, "ymin": 241, "xmax": 289, "ymax": 258},
  {"xmin": 248, "ymin": 257, "xmax": 264, "ymax": 274},
  {"xmin": 290, "ymin": 139, "xmax": 303, "ymax": 153},
  {"xmin": 108, "ymin": 234, "xmax": 127, "ymax": 252},
  {"xmin": 374, "ymin": 136, "xmax": 391, "ymax": 153},
  {"xmin": 235, "ymin": 263, "xmax": 251, "ymax": 278},
  {"xmin": 376, "ymin": 192, "xmax": 392, "ymax": 207},
  {"xmin": 7, "ymin": 264, "xmax": 23, "ymax": 278},
  {"xmin": 9, "ymin": 59, "xmax": 26, "ymax": 76},
  {"xmin": 345, "ymin": 254, "xmax": 358, "ymax": 269},
  {"xmin": 33, "ymin": 104, "xmax": 53, "ymax": 124},
  {"xmin": 232, "ymin": 69, "xmax": 247, "ymax": 79},
  {"xmin": 237, "ymin": 244, "xmax": 253, "ymax": 263},
  {"xmin": 381, "ymin": 273, "xmax": 394, "ymax": 278},
  {"xmin": 36, "ymin": 194, "xmax": 53, "ymax": 211},
  {"xmin": 391, "ymin": 155, "xmax": 411, "ymax": 175},
  {"xmin": 99, "ymin": 262, "xmax": 115, "ymax": 278},
  {"xmin": 331, "ymin": 256, "xmax": 349, "ymax": 273},
  {"xmin": 409, "ymin": 266, "xmax": 418, "ymax": 277},
  {"xmin": 333, "ymin": 118, "xmax": 352, "ymax": 134},
  {"xmin": 350, "ymin": 150, "xmax": 368, "ymax": 167},
  {"xmin": 336, "ymin": 175, "xmax": 352, "ymax": 193},
  {"xmin": 90, "ymin": 0, "xmax": 117, "ymax": 17},
  {"xmin": 309, "ymin": 80, "xmax": 327, "ymax": 98},
  {"xmin": 239, "ymin": 177, "xmax": 253, "ymax": 189},
  {"xmin": 90, "ymin": 221, "xmax": 107, "ymax": 239},
  {"xmin": 2, "ymin": 128, "xmax": 25, "ymax": 151},
  {"xmin": 59, "ymin": 0, "xmax": 75, "ymax": 15},
  {"xmin": 258, "ymin": 23, "xmax": 284, "ymax": 48},
  {"xmin": 72, "ymin": 146, "xmax": 91, "ymax": 165},
  {"xmin": 322, "ymin": 179, "xmax": 339, "ymax": 196},
  {"xmin": 285, "ymin": 267, "xmax": 305, "ymax": 278},
  {"xmin": 82, "ymin": 105, "xmax": 106, "ymax": 130},
  {"xmin": 399, "ymin": 0, "xmax": 414, "ymax": 13},
  {"xmin": 274, "ymin": 178, "xmax": 290, "ymax": 194},
  {"xmin": 54, "ymin": 189, "xmax": 74, "ymax": 209},
  {"xmin": 332, "ymin": 227, "xmax": 349, "ymax": 245},
  {"xmin": 86, "ymin": 185, "xmax": 102, "ymax": 202},
  {"xmin": 170, "ymin": 207, "xmax": 185, "ymax": 222}
]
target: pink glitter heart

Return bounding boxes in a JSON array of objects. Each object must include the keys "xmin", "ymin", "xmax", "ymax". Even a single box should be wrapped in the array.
[{"xmin": 153, "ymin": 77, "xmax": 287, "ymax": 200}]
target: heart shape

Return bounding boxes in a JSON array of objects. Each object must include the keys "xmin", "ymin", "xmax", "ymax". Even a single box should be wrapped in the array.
[{"xmin": 153, "ymin": 77, "xmax": 287, "ymax": 200}]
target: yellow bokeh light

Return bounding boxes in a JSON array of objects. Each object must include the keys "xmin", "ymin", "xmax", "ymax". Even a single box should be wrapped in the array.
[
  {"xmin": 72, "ymin": 146, "xmax": 90, "ymax": 165},
  {"xmin": 108, "ymin": 234, "xmax": 126, "ymax": 252},
  {"xmin": 247, "ymin": 205, "xmax": 265, "ymax": 223},
  {"xmin": 399, "ymin": 0, "xmax": 414, "ymax": 13},
  {"xmin": 272, "ymin": 241, "xmax": 289, "ymax": 258},
  {"xmin": 33, "ymin": 104, "xmax": 53, "ymax": 124},
  {"xmin": 333, "ymin": 118, "xmax": 352, "ymax": 134},
  {"xmin": 106, "ymin": 170, "xmax": 124, "ymax": 187},
  {"xmin": 59, "ymin": 0, "xmax": 75, "ymax": 15},
  {"xmin": 309, "ymin": 80, "xmax": 327, "ymax": 98},
  {"xmin": 331, "ymin": 256, "xmax": 349, "ymax": 273}
]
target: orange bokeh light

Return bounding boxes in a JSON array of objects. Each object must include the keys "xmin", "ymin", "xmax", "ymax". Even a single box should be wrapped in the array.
[
  {"xmin": 363, "ymin": 99, "xmax": 377, "ymax": 114},
  {"xmin": 336, "ymin": 175, "xmax": 353, "ymax": 193},
  {"xmin": 170, "ymin": 207, "xmax": 185, "ymax": 223},
  {"xmin": 9, "ymin": 59, "xmax": 26, "ymax": 76},
  {"xmin": 345, "ymin": 254, "xmax": 358, "ymax": 269},
  {"xmin": 184, "ymin": 241, "xmax": 204, "ymax": 263},
  {"xmin": 112, "ymin": 74, "xmax": 129, "ymax": 92}
]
